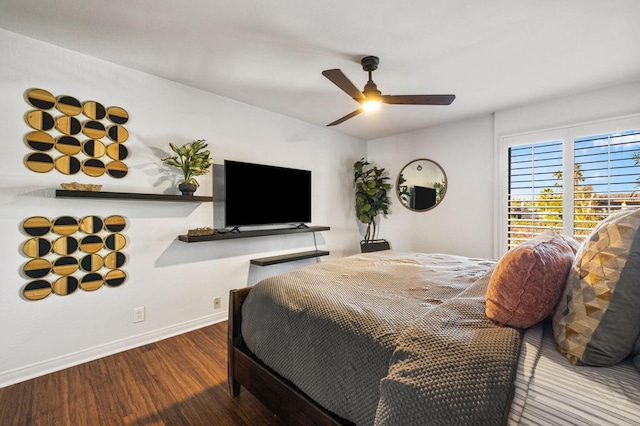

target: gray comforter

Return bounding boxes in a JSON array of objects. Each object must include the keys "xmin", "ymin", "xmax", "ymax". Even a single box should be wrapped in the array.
[{"xmin": 241, "ymin": 251, "xmax": 522, "ymax": 425}]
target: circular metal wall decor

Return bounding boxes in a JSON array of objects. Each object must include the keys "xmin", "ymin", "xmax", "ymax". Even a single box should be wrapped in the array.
[
  {"xmin": 82, "ymin": 139, "xmax": 106, "ymax": 158},
  {"xmin": 25, "ymin": 152, "xmax": 54, "ymax": 173},
  {"xmin": 26, "ymin": 89, "xmax": 56, "ymax": 110},
  {"xmin": 26, "ymin": 110, "xmax": 55, "ymax": 131},
  {"xmin": 105, "ymin": 251, "xmax": 126, "ymax": 269},
  {"xmin": 80, "ymin": 273, "xmax": 103, "ymax": 291},
  {"xmin": 105, "ymin": 269, "xmax": 126, "ymax": 287},
  {"xmin": 106, "ymin": 106, "xmax": 129, "ymax": 124},
  {"xmin": 55, "ymin": 115, "xmax": 82, "ymax": 135},
  {"xmin": 105, "ymin": 233, "xmax": 127, "ymax": 251},
  {"xmin": 23, "ymin": 280, "xmax": 53, "ymax": 301},
  {"xmin": 80, "ymin": 254, "xmax": 104, "ymax": 272},
  {"xmin": 107, "ymin": 125, "xmax": 128, "ymax": 142},
  {"xmin": 106, "ymin": 143, "xmax": 128, "ymax": 161},
  {"xmin": 23, "ymin": 258, "xmax": 52, "ymax": 279},
  {"xmin": 54, "ymin": 155, "xmax": 82, "ymax": 175},
  {"xmin": 82, "ymin": 101, "xmax": 106, "ymax": 120},
  {"xmin": 79, "ymin": 216, "xmax": 103, "ymax": 234},
  {"xmin": 81, "ymin": 158, "xmax": 106, "ymax": 177},
  {"xmin": 80, "ymin": 235, "xmax": 103, "ymax": 253},
  {"xmin": 25, "ymin": 131, "xmax": 55, "ymax": 151},
  {"xmin": 22, "ymin": 237, "xmax": 51, "ymax": 258},
  {"xmin": 105, "ymin": 160, "xmax": 128, "ymax": 178},
  {"xmin": 56, "ymin": 95, "xmax": 82, "ymax": 116},
  {"xmin": 53, "ymin": 276, "xmax": 79, "ymax": 296},
  {"xmin": 104, "ymin": 215, "xmax": 126, "ymax": 232},
  {"xmin": 82, "ymin": 120, "xmax": 106, "ymax": 139},
  {"xmin": 55, "ymin": 136, "xmax": 82, "ymax": 155},
  {"xmin": 52, "ymin": 216, "xmax": 79, "ymax": 235},
  {"xmin": 52, "ymin": 236, "xmax": 79, "ymax": 256},
  {"xmin": 52, "ymin": 256, "xmax": 79, "ymax": 275},
  {"xmin": 22, "ymin": 216, "xmax": 52, "ymax": 236}
]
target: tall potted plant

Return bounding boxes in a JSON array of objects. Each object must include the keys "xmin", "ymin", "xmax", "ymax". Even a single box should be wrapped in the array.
[
  {"xmin": 354, "ymin": 158, "xmax": 391, "ymax": 250},
  {"xmin": 161, "ymin": 139, "xmax": 213, "ymax": 196}
]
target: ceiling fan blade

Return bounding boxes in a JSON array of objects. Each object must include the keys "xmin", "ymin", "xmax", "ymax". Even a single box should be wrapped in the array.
[
  {"xmin": 326, "ymin": 108, "xmax": 363, "ymax": 127},
  {"xmin": 322, "ymin": 69, "xmax": 365, "ymax": 101},
  {"xmin": 382, "ymin": 94, "xmax": 456, "ymax": 105}
]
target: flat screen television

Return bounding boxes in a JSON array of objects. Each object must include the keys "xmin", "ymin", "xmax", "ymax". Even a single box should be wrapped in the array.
[{"xmin": 224, "ymin": 160, "xmax": 311, "ymax": 228}]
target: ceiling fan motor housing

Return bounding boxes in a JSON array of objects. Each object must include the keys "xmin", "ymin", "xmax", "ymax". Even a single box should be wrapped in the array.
[{"xmin": 361, "ymin": 56, "xmax": 379, "ymax": 72}]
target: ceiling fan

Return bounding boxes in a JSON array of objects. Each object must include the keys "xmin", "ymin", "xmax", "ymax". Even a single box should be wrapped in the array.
[{"xmin": 322, "ymin": 56, "xmax": 455, "ymax": 126}]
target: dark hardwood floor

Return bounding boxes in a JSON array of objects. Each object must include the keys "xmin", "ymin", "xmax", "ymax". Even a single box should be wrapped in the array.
[{"xmin": 0, "ymin": 321, "xmax": 281, "ymax": 425}]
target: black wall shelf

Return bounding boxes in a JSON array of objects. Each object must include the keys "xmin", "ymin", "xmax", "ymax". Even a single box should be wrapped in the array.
[
  {"xmin": 250, "ymin": 250, "xmax": 330, "ymax": 266},
  {"xmin": 55, "ymin": 189, "xmax": 213, "ymax": 202},
  {"xmin": 178, "ymin": 226, "xmax": 330, "ymax": 243}
]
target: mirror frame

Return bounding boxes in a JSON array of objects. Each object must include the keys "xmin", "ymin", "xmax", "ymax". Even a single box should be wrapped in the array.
[{"xmin": 396, "ymin": 158, "xmax": 447, "ymax": 212}]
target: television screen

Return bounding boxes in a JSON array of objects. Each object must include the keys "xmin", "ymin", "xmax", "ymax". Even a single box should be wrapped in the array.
[{"xmin": 224, "ymin": 160, "xmax": 311, "ymax": 228}]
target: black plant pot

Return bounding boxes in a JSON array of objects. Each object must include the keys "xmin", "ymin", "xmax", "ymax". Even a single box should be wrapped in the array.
[{"xmin": 178, "ymin": 182, "xmax": 197, "ymax": 196}]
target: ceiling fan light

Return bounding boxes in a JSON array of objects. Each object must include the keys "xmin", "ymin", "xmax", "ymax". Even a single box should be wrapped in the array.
[{"xmin": 362, "ymin": 100, "xmax": 381, "ymax": 112}]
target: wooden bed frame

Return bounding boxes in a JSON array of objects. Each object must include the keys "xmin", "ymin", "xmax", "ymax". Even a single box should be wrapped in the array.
[{"xmin": 228, "ymin": 288, "xmax": 354, "ymax": 425}]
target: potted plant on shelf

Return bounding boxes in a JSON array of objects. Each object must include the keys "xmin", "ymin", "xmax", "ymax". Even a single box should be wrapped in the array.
[
  {"xmin": 353, "ymin": 158, "xmax": 391, "ymax": 252},
  {"xmin": 161, "ymin": 139, "xmax": 213, "ymax": 196}
]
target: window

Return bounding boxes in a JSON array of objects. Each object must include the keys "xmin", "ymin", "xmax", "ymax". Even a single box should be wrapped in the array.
[{"xmin": 501, "ymin": 116, "xmax": 640, "ymax": 253}]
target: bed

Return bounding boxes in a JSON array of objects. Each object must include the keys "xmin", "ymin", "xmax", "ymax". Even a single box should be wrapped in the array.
[{"xmin": 227, "ymin": 249, "xmax": 640, "ymax": 425}]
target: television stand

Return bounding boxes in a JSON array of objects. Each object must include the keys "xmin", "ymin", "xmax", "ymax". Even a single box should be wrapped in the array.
[
  {"xmin": 229, "ymin": 227, "xmax": 242, "ymax": 233},
  {"xmin": 294, "ymin": 223, "xmax": 309, "ymax": 229}
]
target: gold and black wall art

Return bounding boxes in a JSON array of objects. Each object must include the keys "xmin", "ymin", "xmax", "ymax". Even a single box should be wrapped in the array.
[
  {"xmin": 21, "ymin": 215, "xmax": 129, "ymax": 301},
  {"xmin": 23, "ymin": 88, "xmax": 130, "ymax": 179}
]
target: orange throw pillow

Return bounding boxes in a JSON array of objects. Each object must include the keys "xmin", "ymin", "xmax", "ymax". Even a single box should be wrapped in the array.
[{"xmin": 486, "ymin": 231, "xmax": 575, "ymax": 328}]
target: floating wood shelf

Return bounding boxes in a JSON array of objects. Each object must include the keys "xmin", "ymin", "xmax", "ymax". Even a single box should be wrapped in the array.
[
  {"xmin": 178, "ymin": 226, "xmax": 330, "ymax": 242},
  {"xmin": 250, "ymin": 250, "xmax": 330, "ymax": 266},
  {"xmin": 55, "ymin": 189, "xmax": 213, "ymax": 202}
]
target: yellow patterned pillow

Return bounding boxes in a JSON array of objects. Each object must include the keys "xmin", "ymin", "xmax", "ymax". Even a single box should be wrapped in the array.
[{"xmin": 553, "ymin": 208, "xmax": 640, "ymax": 366}]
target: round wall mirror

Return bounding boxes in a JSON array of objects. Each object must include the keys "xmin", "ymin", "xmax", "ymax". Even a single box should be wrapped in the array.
[{"xmin": 396, "ymin": 159, "xmax": 447, "ymax": 211}]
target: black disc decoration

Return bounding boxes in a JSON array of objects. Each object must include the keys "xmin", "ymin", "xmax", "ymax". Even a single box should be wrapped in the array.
[
  {"xmin": 56, "ymin": 95, "xmax": 82, "ymax": 116},
  {"xmin": 55, "ymin": 136, "xmax": 82, "ymax": 155},
  {"xmin": 26, "ymin": 110, "xmax": 55, "ymax": 131},
  {"xmin": 82, "ymin": 101, "xmax": 106, "ymax": 120},
  {"xmin": 106, "ymin": 125, "xmax": 128, "ymax": 142},
  {"xmin": 104, "ymin": 215, "xmax": 126, "ymax": 232},
  {"xmin": 55, "ymin": 116, "xmax": 82, "ymax": 135},
  {"xmin": 82, "ymin": 120, "xmax": 106, "ymax": 139},
  {"xmin": 23, "ymin": 258, "xmax": 52, "ymax": 279},
  {"xmin": 105, "ymin": 160, "xmax": 128, "ymax": 178},
  {"xmin": 22, "ymin": 237, "xmax": 51, "ymax": 258},
  {"xmin": 53, "ymin": 276, "xmax": 79, "ymax": 296},
  {"xmin": 52, "ymin": 236, "xmax": 79, "ymax": 256},
  {"xmin": 23, "ymin": 280, "xmax": 53, "ymax": 301},
  {"xmin": 54, "ymin": 155, "xmax": 82, "ymax": 175},
  {"xmin": 52, "ymin": 256, "xmax": 79, "ymax": 275},
  {"xmin": 105, "ymin": 251, "xmax": 126, "ymax": 269},
  {"xmin": 106, "ymin": 143, "xmax": 128, "ymax": 161},
  {"xmin": 81, "ymin": 158, "xmax": 106, "ymax": 177},
  {"xmin": 25, "ymin": 131, "xmax": 55, "ymax": 151},
  {"xmin": 105, "ymin": 233, "xmax": 127, "ymax": 251},
  {"xmin": 105, "ymin": 269, "xmax": 126, "ymax": 287},
  {"xmin": 25, "ymin": 152, "xmax": 54, "ymax": 173},
  {"xmin": 52, "ymin": 216, "xmax": 79, "ymax": 235},
  {"xmin": 82, "ymin": 139, "xmax": 106, "ymax": 158},
  {"xmin": 26, "ymin": 89, "xmax": 56, "ymax": 110},
  {"xmin": 79, "ymin": 216, "xmax": 103, "ymax": 234},
  {"xmin": 80, "ymin": 273, "xmax": 103, "ymax": 291},
  {"xmin": 80, "ymin": 254, "xmax": 104, "ymax": 272},
  {"xmin": 22, "ymin": 216, "xmax": 52, "ymax": 236},
  {"xmin": 80, "ymin": 235, "xmax": 103, "ymax": 253},
  {"xmin": 106, "ymin": 106, "xmax": 129, "ymax": 124}
]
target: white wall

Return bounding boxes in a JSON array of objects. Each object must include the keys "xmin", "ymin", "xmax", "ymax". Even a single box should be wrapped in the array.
[{"xmin": 0, "ymin": 29, "xmax": 365, "ymax": 387}]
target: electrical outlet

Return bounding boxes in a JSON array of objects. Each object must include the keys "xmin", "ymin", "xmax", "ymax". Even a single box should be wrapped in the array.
[
  {"xmin": 133, "ymin": 306, "xmax": 145, "ymax": 323},
  {"xmin": 213, "ymin": 297, "xmax": 221, "ymax": 309}
]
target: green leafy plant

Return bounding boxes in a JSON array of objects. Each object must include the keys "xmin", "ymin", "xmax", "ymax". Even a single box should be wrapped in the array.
[
  {"xmin": 161, "ymin": 139, "xmax": 213, "ymax": 187},
  {"xmin": 354, "ymin": 158, "xmax": 391, "ymax": 242}
]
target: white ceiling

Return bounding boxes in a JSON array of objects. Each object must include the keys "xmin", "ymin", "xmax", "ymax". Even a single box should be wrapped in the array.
[{"xmin": 1, "ymin": 0, "xmax": 639, "ymax": 141}]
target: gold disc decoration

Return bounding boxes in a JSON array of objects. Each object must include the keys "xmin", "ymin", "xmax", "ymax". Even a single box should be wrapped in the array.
[
  {"xmin": 25, "ymin": 131, "xmax": 55, "ymax": 151},
  {"xmin": 80, "ymin": 254, "xmax": 103, "ymax": 272},
  {"xmin": 79, "ymin": 216, "xmax": 103, "ymax": 234},
  {"xmin": 22, "ymin": 216, "xmax": 52, "ymax": 236},
  {"xmin": 105, "ymin": 269, "xmax": 127, "ymax": 287},
  {"xmin": 52, "ymin": 256, "xmax": 79, "ymax": 275},
  {"xmin": 82, "ymin": 101, "xmax": 106, "ymax": 120},
  {"xmin": 54, "ymin": 155, "xmax": 81, "ymax": 175},
  {"xmin": 26, "ymin": 110, "xmax": 55, "ymax": 131},
  {"xmin": 106, "ymin": 125, "xmax": 128, "ymax": 142},
  {"xmin": 26, "ymin": 89, "xmax": 56, "ymax": 110},
  {"xmin": 55, "ymin": 115, "xmax": 81, "ymax": 135},
  {"xmin": 52, "ymin": 216, "xmax": 79, "ymax": 235},
  {"xmin": 104, "ymin": 215, "xmax": 126, "ymax": 232},
  {"xmin": 25, "ymin": 152, "xmax": 54, "ymax": 173},
  {"xmin": 23, "ymin": 258, "xmax": 52, "ymax": 279},
  {"xmin": 52, "ymin": 236, "xmax": 79, "ymax": 256},
  {"xmin": 82, "ymin": 139, "xmax": 106, "ymax": 158},
  {"xmin": 80, "ymin": 235, "xmax": 103, "ymax": 253},
  {"xmin": 55, "ymin": 136, "xmax": 82, "ymax": 155},
  {"xmin": 23, "ymin": 280, "xmax": 53, "ymax": 301},
  {"xmin": 53, "ymin": 276, "xmax": 79, "ymax": 295},
  {"xmin": 106, "ymin": 143, "xmax": 128, "ymax": 161},
  {"xmin": 105, "ymin": 233, "xmax": 127, "ymax": 251},
  {"xmin": 106, "ymin": 106, "xmax": 129, "ymax": 124},
  {"xmin": 105, "ymin": 160, "xmax": 128, "ymax": 178},
  {"xmin": 81, "ymin": 158, "xmax": 106, "ymax": 177},
  {"xmin": 104, "ymin": 251, "xmax": 126, "ymax": 269},
  {"xmin": 82, "ymin": 120, "xmax": 106, "ymax": 139},
  {"xmin": 80, "ymin": 273, "xmax": 103, "ymax": 291},
  {"xmin": 22, "ymin": 237, "xmax": 51, "ymax": 258},
  {"xmin": 56, "ymin": 95, "xmax": 82, "ymax": 116}
]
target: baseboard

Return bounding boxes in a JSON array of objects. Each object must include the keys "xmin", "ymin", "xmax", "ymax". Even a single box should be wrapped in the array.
[{"xmin": 0, "ymin": 310, "xmax": 228, "ymax": 388}]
